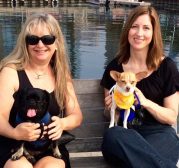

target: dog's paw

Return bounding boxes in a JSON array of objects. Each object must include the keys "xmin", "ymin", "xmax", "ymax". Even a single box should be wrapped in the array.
[
  {"xmin": 11, "ymin": 152, "xmax": 23, "ymax": 161},
  {"xmin": 53, "ymin": 150, "xmax": 62, "ymax": 159},
  {"xmin": 24, "ymin": 148, "xmax": 36, "ymax": 164},
  {"xmin": 53, "ymin": 152, "xmax": 62, "ymax": 159},
  {"xmin": 123, "ymin": 125, "xmax": 128, "ymax": 129},
  {"xmin": 123, "ymin": 122, "xmax": 128, "ymax": 129},
  {"xmin": 11, "ymin": 147, "xmax": 24, "ymax": 161},
  {"xmin": 52, "ymin": 145, "xmax": 62, "ymax": 159},
  {"xmin": 26, "ymin": 155, "xmax": 36, "ymax": 164},
  {"xmin": 109, "ymin": 123, "xmax": 114, "ymax": 128}
]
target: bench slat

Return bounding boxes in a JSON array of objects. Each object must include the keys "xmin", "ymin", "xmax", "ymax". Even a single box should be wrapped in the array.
[
  {"xmin": 70, "ymin": 122, "xmax": 109, "ymax": 139},
  {"xmin": 71, "ymin": 157, "xmax": 115, "ymax": 168},
  {"xmin": 74, "ymin": 79, "xmax": 103, "ymax": 94},
  {"xmin": 80, "ymin": 108, "xmax": 107, "ymax": 123},
  {"xmin": 77, "ymin": 93, "xmax": 104, "ymax": 108},
  {"xmin": 67, "ymin": 138, "xmax": 102, "ymax": 152}
]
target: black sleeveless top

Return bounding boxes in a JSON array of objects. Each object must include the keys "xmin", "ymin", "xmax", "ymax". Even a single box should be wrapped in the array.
[
  {"xmin": 9, "ymin": 70, "xmax": 62, "ymax": 127},
  {"xmin": 0, "ymin": 70, "xmax": 62, "ymax": 160}
]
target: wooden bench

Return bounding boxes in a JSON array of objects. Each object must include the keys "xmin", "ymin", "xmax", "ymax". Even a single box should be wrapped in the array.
[{"xmin": 67, "ymin": 79, "xmax": 179, "ymax": 168}]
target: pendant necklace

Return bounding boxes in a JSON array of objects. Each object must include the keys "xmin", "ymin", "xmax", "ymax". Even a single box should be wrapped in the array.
[
  {"xmin": 35, "ymin": 74, "xmax": 44, "ymax": 79},
  {"xmin": 34, "ymin": 71, "xmax": 47, "ymax": 79}
]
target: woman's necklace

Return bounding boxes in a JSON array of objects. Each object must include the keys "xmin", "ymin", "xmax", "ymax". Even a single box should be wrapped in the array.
[{"xmin": 34, "ymin": 71, "xmax": 47, "ymax": 79}]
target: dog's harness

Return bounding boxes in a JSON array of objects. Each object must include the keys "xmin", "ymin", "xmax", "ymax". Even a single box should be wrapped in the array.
[
  {"xmin": 16, "ymin": 112, "xmax": 51, "ymax": 150},
  {"xmin": 113, "ymin": 89, "xmax": 135, "ymax": 109},
  {"xmin": 109, "ymin": 84, "xmax": 141, "ymax": 122}
]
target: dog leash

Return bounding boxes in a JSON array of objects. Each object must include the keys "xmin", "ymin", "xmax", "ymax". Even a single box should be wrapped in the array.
[
  {"xmin": 38, "ymin": 123, "xmax": 44, "ymax": 140},
  {"xmin": 134, "ymin": 91, "xmax": 141, "ymax": 110},
  {"xmin": 109, "ymin": 84, "xmax": 116, "ymax": 95}
]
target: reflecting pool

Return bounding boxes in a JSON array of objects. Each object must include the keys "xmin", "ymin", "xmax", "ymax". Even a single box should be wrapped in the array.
[{"xmin": 0, "ymin": 2, "xmax": 178, "ymax": 79}]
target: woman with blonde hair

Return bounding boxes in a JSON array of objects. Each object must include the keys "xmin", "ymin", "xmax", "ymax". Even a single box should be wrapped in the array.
[{"xmin": 0, "ymin": 13, "xmax": 82, "ymax": 168}]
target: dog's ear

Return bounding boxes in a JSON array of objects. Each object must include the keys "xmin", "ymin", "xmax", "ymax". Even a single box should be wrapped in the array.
[
  {"xmin": 110, "ymin": 71, "xmax": 121, "ymax": 82},
  {"xmin": 136, "ymin": 71, "xmax": 148, "ymax": 81}
]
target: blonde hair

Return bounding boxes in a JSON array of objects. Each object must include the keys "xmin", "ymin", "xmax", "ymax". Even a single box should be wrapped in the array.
[
  {"xmin": 116, "ymin": 6, "xmax": 164, "ymax": 70},
  {"xmin": 0, "ymin": 13, "xmax": 71, "ymax": 109}
]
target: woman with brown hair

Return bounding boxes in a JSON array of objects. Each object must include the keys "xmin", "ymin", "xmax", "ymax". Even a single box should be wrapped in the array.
[{"xmin": 101, "ymin": 6, "xmax": 179, "ymax": 167}]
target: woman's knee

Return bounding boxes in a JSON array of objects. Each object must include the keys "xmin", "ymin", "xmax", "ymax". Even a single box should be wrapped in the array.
[
  {"xmin": 34, "ymin": 156, "xmax": 65, "ymax": 168},
  {"xmin": 4, "ymin": 157, "xmax": 33, "ymax": 168},
  {"xmin": 103, "ymin": 126, "xmax": 127, "ymax": 143},
  {"xmin": 102, "ymin": 127, "xmax": 123, "ymax": 153},
  {"xmin": 102, "ymin": 126, "xmax": 137, "ymax": 153}
]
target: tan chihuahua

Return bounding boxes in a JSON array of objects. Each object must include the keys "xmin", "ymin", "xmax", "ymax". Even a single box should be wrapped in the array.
[{"xmin": 109, "ymin": 71, "xmax": 147, "ymax": 128}]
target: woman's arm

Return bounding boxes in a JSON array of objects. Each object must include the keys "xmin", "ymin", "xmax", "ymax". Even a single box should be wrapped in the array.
[
  {"xmin": 48, "ymin": 79, "xmax": 83, "ymax": 140},
  {"xmin": 0, "ymin": 67, "xmax": 41, "ymax": 141},
  {"xmin": 104, "ymin": 88, "xmax": 112, "ymax": 109},
  {"xmin": 103, "ymin": 88, "xmax": 112, "ymax": 119},
  {"xmin": 0, "ymin": 67, "xmax": 18, "ymax": 138},
  {"xmin": 61, "ymin": 79, "xmax": 83, "ymax": 130},
  {"xmin": 135, "ymin": 88, "xmax": 178, "ymax": 125}
]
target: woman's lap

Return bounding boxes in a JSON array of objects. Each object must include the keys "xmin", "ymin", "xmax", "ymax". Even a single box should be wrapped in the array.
[
  {"xmin": 4, "ymin": 156, "xmax": 33, "ymax": 168},
  {"xmin": 102, "ymin": 125, "xmax": 179, "ymax": 168},
  {"xmin": 137, "ymin": 125, "xmax": 179, "ymax": 162},
  {"xmin": 0, "ymin": 145, "xmax": 71, "ymax": 168}
]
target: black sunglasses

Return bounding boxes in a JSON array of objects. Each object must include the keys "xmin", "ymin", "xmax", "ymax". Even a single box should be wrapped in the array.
[{"xmin": 26, "ymin": 35, "xmax": 56, "ymax": 45}]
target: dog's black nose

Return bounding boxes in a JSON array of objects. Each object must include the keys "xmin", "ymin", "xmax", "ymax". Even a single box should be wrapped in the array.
[{"xmin": 126, "ymin": 86, "xmax": 130, "ymax": 92}]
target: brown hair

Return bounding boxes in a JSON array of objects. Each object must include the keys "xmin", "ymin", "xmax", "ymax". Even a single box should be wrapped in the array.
[{"xmin": 116, "ymin": 6, "xmax": 164, "ymax": 70}]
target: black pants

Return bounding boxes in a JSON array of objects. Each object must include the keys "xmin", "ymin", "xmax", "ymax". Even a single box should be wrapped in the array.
[{"xmin": 102, "ymin": 125, "xmax": 179, "ymax": 168}]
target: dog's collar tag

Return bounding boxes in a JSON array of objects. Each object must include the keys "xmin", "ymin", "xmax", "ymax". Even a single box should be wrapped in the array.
[{"xmin": 114, "ymin": 89, "xmax": 135, "ymax": 109}]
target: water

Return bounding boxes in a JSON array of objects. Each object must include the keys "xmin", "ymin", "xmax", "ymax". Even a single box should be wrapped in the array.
[{"xmin": 0, "ymin": 2, "xmax": 178, "ymax": 79}]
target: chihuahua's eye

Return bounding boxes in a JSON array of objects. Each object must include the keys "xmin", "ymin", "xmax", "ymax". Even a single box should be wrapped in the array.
[
  {"xmin": 121, "ymin": 80, "xmax": 126, "ymax": 84},
  {"xmin": 131, "ymin": 81, "xmax": 135, "ymax": 84}
]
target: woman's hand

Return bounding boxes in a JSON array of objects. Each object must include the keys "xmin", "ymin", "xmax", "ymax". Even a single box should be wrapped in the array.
[
  {"xmin": 47, "ymin": 116, "xmax": 63, "ymax": 141},
  {"xmin": 103, "ymin": 89, "xmax": 112, "ymax": 118},
  {"xmin": 14, "ymin": 122, "xmax": 41, "ymax": 141},
  {"xmin": 135, "ymin": 87, "xmax": 149, "ymax": 107},
  {"xmin": 105, "ymin": 94, "xmax": 112, "ymax": 110}
]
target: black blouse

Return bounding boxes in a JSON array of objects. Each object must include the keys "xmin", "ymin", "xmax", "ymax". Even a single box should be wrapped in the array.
[{"xmin": 100, "ymin": 57, "xmax": 179, "ymax": 125}]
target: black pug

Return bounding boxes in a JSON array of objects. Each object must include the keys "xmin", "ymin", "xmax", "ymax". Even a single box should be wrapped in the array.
[{"xmin": 11, "ymin": 88, "xmax": 75, "ymax": 164}]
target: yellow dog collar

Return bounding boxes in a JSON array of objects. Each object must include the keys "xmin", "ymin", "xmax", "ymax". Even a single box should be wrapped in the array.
[{"xmin": 113, "ymin": 89, "xmax": 135, "ymax": 109}]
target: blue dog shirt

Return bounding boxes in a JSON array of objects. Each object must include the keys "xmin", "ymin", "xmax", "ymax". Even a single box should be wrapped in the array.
[{"xmin": 16, "ymin": 111, "xmax": 51, "ymax": 150}]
